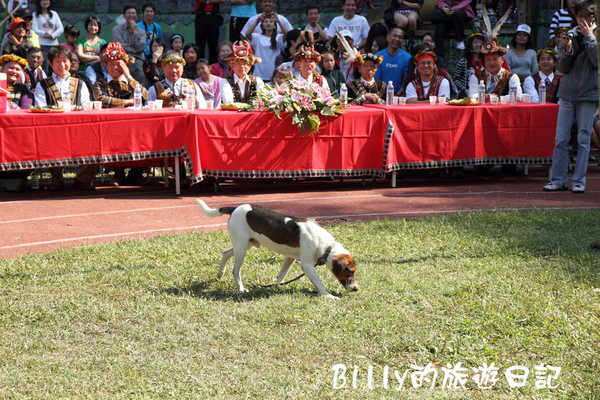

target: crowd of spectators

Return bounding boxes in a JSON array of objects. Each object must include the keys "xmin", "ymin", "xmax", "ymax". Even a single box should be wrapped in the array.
[{"xmin": 0, "ymin": 0, "xmax": 598, "ymax": 192}]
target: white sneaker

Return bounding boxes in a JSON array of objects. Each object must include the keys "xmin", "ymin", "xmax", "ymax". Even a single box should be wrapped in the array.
[
  {"xmin": 572, "ymin": 184, "xmax": 585, "ymax": 194},
  {"xmin": 456, "ymin": 41, "xmax": 465, "ymax": 50}
]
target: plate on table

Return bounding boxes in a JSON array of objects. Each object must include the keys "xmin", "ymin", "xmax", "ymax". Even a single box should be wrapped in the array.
[
  {"xmin": 29, "ymin": 106, "xmax": 65, "ymax": 113},
  {"xmin": 220, "ymin": 103, "xmax": 249, "ymax": 111},
  {"xmin": 447, "ymin": 98, "xmax": 480, "ymax": 106}
]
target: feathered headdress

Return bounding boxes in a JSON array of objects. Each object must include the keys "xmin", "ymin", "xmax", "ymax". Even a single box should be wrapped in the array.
[
  {"xmin": 480, "ymin": 5, "xmax": 513, "ymax": 55},
  {"xmin": 226, "ymin": 41, "xmax": 262, "ymax": 66},
  {"xmin": 102, "ymin": 42, "xmax": 135, "ymax": 64},
  {"xmin": 334, "ymin": 31, "xmax": 360, "ymax": 63},
  {"xmin": 293, "ymin": 31, "xmax": 321, "ymax": 62},
  {"xmin": 355, "ymin": 53, "xmax": 383, "ymax": 65}
]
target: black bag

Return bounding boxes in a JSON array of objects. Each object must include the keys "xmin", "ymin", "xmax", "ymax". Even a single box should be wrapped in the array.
[{"xmin": 429, "ymin": 6, "xmax": 451, "ymax": 23}]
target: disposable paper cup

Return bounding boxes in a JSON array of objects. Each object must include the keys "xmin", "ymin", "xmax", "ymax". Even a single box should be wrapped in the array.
[
  {"xmin": 522, "ymin": 94, "xmax": 531, "ymax": 103},
  {"xmin": 62, "ymin": 101, "xmax": 71, "ymax": 112},
  {"xmin": 206, "ymin": 100, "xmax": 214, "ymax": 109},
  {"xmin": 147, "ymin": 101, "xmax": 156, "ymax": 110},
  {"xmin": 500, "ymin": 96, "xmax": 508, "ymax": 105},
  {"xmin": 398, "ymin": 97, "xmax": 407, "ymax": 105},
  {"xmin": 393, "ymin": 96, "xmax": 399, "ymax": 106},
  {"xmin": 93, "ymin": 101, "xmax": 102, "ymax": 110},
  {"xmin": 56, "ymin": 101, "xmax": 65, "ymax": 109},
  {"xmin": 154, "ymin": 99, "xmax": 163, "ymax": 110},
  {"xmin": 84, "ymin": 101, "xmax": 94, "ymax": 111},
  {"xmin": 438, "ymin": 96, "xmax": 446, "ymax": 104},
  {"xmin": 429, "ymin": 96, "xmax": 437, "ymax": 105},
  {"xmin": 490, "ymin": 94, "xmax": 498, "ymax": 105}
]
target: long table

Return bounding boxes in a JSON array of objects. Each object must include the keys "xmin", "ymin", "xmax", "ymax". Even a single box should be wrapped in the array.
[{"xmin": 1, "ymin": 103, "xmax": 560, "ymax": 192}]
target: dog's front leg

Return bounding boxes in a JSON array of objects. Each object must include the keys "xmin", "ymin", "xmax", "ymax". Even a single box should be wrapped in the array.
[
  {"xmin": 277, "ymin": 257, "xmax": 295, "ymax": 284},
  {"xmin": 300, "ymin": 262, "xmax": 339, "ymax": 300}
]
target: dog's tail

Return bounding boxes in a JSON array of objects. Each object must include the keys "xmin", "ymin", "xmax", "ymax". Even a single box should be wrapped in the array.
[{"xmin": 197, "ymin": 199, "xmax": 236, "ymax": 217}]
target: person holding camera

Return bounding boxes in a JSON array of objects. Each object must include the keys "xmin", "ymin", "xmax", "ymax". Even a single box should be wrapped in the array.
[
  {"xmin": 240, "ymin": 0, "xmax": 293, "ymax": 40},
  {"xmin": 543, "ymin": 0, "xmax": 597, "ymax": 194}
]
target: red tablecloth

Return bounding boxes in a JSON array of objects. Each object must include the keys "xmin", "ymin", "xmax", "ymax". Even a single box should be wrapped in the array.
[
  {"xmin": 367, "ymin": 102, "xmax": 559, "ymax": 171},
  {"xmin": 184, "ymin": 107, "xmax": 391, "ymax": 183},
  {"xmin": 0, "ymin": 108, "xmax": 189, "ymax": 171}
]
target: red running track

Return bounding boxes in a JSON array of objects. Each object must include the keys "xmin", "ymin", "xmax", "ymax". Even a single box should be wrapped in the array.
[{"xmin": 1, "ymin": 165, "xmax": 599, "ymax": 259}]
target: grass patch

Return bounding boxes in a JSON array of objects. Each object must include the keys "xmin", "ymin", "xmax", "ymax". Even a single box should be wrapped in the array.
[{"xmin": 1, "ymin": 210, "xmax": 599, "ymax": 399}]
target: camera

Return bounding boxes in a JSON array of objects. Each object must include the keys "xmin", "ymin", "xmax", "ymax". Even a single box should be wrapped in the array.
[{"xmin": 566, "ymin": 31, "xmax": 575, "ymax": 39}]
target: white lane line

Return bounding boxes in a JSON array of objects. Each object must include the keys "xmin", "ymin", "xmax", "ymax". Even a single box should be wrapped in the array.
[
  {"xmin": 2, "ymin": 205, "xmax": 599, "ymax": 252},
  {"xmin": 3, "ymin": 190, "xmax": 596, "ymax": 225}
]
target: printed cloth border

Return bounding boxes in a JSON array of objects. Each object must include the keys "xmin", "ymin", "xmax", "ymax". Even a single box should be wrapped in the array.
[
  {"xmin": 200, "ymin": 168, "xmax": 386, "ymax": 180},
  {"xmin": 0, "ymin": 149, "xmax": 182, "ymax": 172},
  {"xmin": 387, "ymin": 157, "xmax": 553, "ymax": 171}
]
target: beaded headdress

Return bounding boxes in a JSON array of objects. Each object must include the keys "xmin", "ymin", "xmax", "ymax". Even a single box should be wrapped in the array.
[
  {"xmin": 0, "ymin": 54, "xmax": 28, "ymax": 69},
  {"xmin": 226, "ymin": 41, "xmax": 262, "ymax": 66},
  {"xmin": 480, "ymin": 5, "xmax": 513, "ymax": 55},
  {"xmin": 293, "ymin": 31, "xmax": 322, "ymax": 62},
  {"xmin": 101, "ymin": 42, "xmax": 135, "ymax": 64}
]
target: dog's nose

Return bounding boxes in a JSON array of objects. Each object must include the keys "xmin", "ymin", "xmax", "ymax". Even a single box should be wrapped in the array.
[{"xmin": 347, "ymin": 282, "xmax": 359, "ymax": 292}]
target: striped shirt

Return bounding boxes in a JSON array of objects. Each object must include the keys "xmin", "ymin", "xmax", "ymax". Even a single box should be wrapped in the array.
[{"xmin": 549, "ymin": 8, "xmax": 575, "ymax": 39}]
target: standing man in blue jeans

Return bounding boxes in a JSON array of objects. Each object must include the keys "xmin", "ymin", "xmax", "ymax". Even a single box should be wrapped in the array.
[
  {"xmin": 195, "ymin": 0, "xmax": 225, "ymax": 64},
  {"xmin": 543, "ymin": 0, "xmax": 597, "ymax": 194},
  {"xmin": 229, "ymin": 0, "xmax": 257, "ymax": 42}
]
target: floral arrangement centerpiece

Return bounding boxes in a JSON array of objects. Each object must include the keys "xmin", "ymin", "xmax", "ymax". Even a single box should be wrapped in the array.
[{"xmin": 247, "ymin": 79, "xmax": 345, "ymax": 137}]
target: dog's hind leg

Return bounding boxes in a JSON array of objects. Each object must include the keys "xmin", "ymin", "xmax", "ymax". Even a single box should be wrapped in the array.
[
  {"xmin": 277, "ymin": 257, "xmax": 295, "ymax": 284},
  {"xmin": 231, "ymin": 243, "xmax": 250, "ymax": 293},
  {"xmin": 217, "ymin": 247, "xmax": 234, "ymax": 279}
]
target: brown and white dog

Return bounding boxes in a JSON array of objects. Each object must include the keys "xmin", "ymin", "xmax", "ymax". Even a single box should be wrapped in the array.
[{"xmin": 197, "ymin": 199, "xmax": 358, "ymax": 299}]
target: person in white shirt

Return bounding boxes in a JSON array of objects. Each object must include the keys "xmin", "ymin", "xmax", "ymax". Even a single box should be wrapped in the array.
[
  {"xmin": 245, "ymin": 14, "xmax": 288, "ymax": 81},
  {"xmin": 220, "ymin": 40, "xmax": 265, "ymax": 104},
  {"xmin": 241, "ymin": 0, "xmax": 293, "ymax": 39},
  {"xmin": 291, "ymin": 31, "xmax": 329, "ymax": 91},
  {"xmin": 327, "ymin": 0, "xmax": 370, "ymax": 50},
  {"xmin": 148, "ymin": 50, "xmax": 207, "ymax": 109},
  {"xmin": 406, "ymin": 49, "xmax": 450, "ymax": 103},
  {"xmin": 33, "ymin": 45, "xmax": 95, "ymax": 191},
  {"xmin": 31, "ymin": 0, "xmax": 63, "ymax": 71},
  {"xmin": 523, "ymin": 48, "xmax": 561, "ymax": 104},
  {"xmin": 468, "ymin": 38, "xmax": 522, "ymax": 100}
]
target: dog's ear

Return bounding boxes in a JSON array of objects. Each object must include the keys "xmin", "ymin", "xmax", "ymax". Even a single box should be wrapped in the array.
[{"xmin": 331, "ymin": 254, "xmax": 356, "ymax": 275}]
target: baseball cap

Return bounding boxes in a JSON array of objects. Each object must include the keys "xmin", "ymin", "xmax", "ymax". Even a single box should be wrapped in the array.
[
  {"xmin": 338, "ymin": 29, "xmax": 353, "ymax": 39},
  {"xmin": 16, "ymin": 8, "xmax": 33, "ymax": 19},
  {"xmin": 516, "ymin": 24, "xmax": 531, "ymax": 35}
]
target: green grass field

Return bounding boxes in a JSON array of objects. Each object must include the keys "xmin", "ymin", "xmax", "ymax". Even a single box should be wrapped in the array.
[{"xmin": 1, "ymin": 210, "xmax": 599, "ymax": 399}]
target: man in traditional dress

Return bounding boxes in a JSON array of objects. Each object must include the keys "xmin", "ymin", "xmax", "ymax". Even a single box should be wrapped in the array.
[
  {"xmin": 33, "ymin": 45, "xmax": 95, "ymax": 191},
  {"xmin": 467, "ymin": 37, "xmax": 522, "ymax": 99},
  {"xmin": 147, "ymin": 50, "xmax": 206, "ymax": 108},
  {"xmin": 523, "ymin": 48, "xmax": 561, "ymax": 104},
  {"xmin": 406, "ymin": 49, "xmax": 450, "ymax": 103},
  {"xmin": 292, "ymin": 31, "xmax": 329, "ymax": 90},
  {"xmin": 220, "ymin": 40, "xmax": 265, "ymax": 104},
  {"xmin": 347, "ymin": 53, "xmax": 385, "ymax": 104}
]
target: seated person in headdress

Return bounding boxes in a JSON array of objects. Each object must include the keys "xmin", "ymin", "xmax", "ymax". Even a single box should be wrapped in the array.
[
  {"xmin": 347, "ymin": 53, "xmax": 386, "ymax": 104},
  {"xmin": 33, "ymin": 45, "xmax": 95, "ymax": 191},
  {"xmin": 93, "ymin": 42, "xmax": 150, "ymax": 186},
  {"xmin": 93, "ymin": 42, "xmax": 148, "ymax": 108},
  {"xmin": 406, "ymin": 50, "xmax": 450, "ymax": 103},
  {"xmin": 292, "ymin": 31, "xmax": 329, "ymax": 90},
  {"xmin": 147, "ymin": 50, "xmax": 207, "ymax": 109},
  {"xmin": 523, "ymin": 48, "xmax": 562, "ymax": 104},
  {"xmin": 0, "ymin": 54, "xmax": 33, "ymax": 108},
  {"xmin": 468, "ymin": 37, "xmax": 522, "ymax": 100},
  {"xmin": 220, "ymin": 41, "xmax": 265, "ymax": 104}
]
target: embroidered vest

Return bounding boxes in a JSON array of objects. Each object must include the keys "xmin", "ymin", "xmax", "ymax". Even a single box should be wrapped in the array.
[
  {"xmin": 226, "ymin": 75, "xmax": 258, "ymax": 103},
  {"xmin": 532, "ymin": 73, "xmax": 561, "ymax": 104},
  {"xmin": 413, "ymin": 75, "xmax": 444, "ymax": 101},
  {"xmin": 39, "ymin": 76, "xmax": 82, "ymax": 106},
  {"xmin": 348, "ymin": 79, "xmax": 386, "ymax": 104},
  {"xmin": 476, "ymin": 69, "xmax": 514, "ymax": 96},
  {"xmin": 153, "ymin": 78, "xmax": 196, "ymax": 108}
]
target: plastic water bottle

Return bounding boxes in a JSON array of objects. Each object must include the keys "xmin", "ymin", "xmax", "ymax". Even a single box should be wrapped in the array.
[
  {"xmin": 339, "ymin": 83, "xmax": 348, "ymax": 107},
  {"xmin": 30, "ymin": 169, "xmax": 40, "ymax": 189},
  {"xmin": 478, "ymin": 80, "xmax": 486, "ymax": 104},
  {"xmin": 386, "ymin": 81, "xmax": 394, "ymax": 106},
  {"xmin": 538, "ymin": 81, "xmax": 546, "ymax": 105},
  {"xmin": 186, "ymin": 86, "xmax": 195, "ymax": 111},
  {"xmin": 61, "ymin": 92, "xmax": 71, "ymax": 112},
  {"xmin": 133, "ymin": 84, "xmax": 142, "ymax": 110},
  {"xmin": 509, "ymin": 85, "xmax": 517, "ymax": 105}
]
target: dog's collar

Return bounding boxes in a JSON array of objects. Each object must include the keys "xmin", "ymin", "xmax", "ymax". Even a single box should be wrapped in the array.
[{"xmin": 316, "ymin": 244, "xmax": 334, "ymax": 266}]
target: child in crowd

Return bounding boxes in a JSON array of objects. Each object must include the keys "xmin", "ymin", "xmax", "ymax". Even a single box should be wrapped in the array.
[
  {"xmin": 270, "ymin": 66, "xmax": 290, "ymax": 86},
  {"xmin": 60, "ymin": 24, "xmax": 79, "ymax": 52},
  {"xmin": 143, "ymin": 37, "xmax": 166, "ymax": 85},
  {"xmin": 320, "ymin": 51, "xmax": 344, "ymax": 97},
  {"xmin": 170, "ymin": 34, "xmax": 184, "ymax": 56},
  {"xmin": 75, "ymin": 16, "xmax": 105, "ymax": 70},
  {"xmin": 194, "ymin": 58, "xmax": 222, "ymax": 108},
  {"xmin": 182, "ymin": 43, "xmax": 200, "ymax": 79},
  {"xmin": 245, "ymin": 15, "xmax": 288, "ymax": 82}
]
